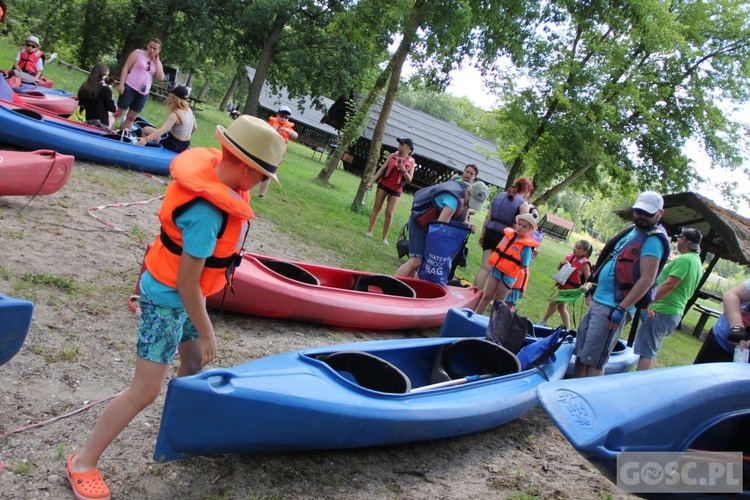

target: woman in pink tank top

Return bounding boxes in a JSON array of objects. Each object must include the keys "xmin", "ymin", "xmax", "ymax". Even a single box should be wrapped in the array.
[{"xmin": 114, "ymin": 38, "xmax": 165, "ymax": 133}]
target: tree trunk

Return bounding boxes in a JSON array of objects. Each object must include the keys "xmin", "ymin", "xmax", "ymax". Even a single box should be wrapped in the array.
[
  {"xmin": 220, "ymin": 73, "xmax": 239, "ymax": 111},
  {"xmin": 533, "ymin": 158, "xmax": 596, "ymax": 206},
  {"xmin": 243, "ymin": 10, "xmax": 290, "ymax": 116},
  {"xmin": 349, "ymin": 3, "xmax": 424, "ymax": 211},
  {"xmin": 314, "ymin": 69, "xmax": 391, "ymax": 185},
  {"xmin": 196, "ymin": 79, "xmax": 210, "ymax": 101}
]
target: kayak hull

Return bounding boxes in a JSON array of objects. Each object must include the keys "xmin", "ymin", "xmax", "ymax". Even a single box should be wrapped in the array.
[
  {"xmin": 0, "ymin": 294, "xmax": 34, "ymax": 366},
  {"xmin": 0, "ymin": 149, "xmax": 74, "ymax": 196},
  {"xmin": 206, "ymin": 253, "xmax": 483, "ymax": 330},
  {"xmin": 153, "ymin": 336, "xmax": 574, "ymax": 461},
  {"xmin": 537, "ymin": 363, "xmax": 750, "ymax": 489},
  {"xmin": 0, "ymin": 99, "xmax": 175, "ymax": 175}
]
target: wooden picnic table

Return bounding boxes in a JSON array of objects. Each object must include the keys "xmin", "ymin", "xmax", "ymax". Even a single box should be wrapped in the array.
[{"xmin": 692, "ymin": 303, "xmax": 722, "ymax": 338}]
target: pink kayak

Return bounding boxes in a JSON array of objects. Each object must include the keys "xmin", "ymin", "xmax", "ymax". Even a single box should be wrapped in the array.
[
  {"xmin": 0, "ymin": 149, "xmax": 74, "ymax": 196},
  {"xmin": 15, "ymin": 90, "xmax": 78, "ymax": 116},
  {"xmin": 206, "ymin": 253, "xmax": 483, "ymax": 330}
]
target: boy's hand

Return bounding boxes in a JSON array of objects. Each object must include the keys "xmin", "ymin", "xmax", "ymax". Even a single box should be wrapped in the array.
[{"xmin": 200, "ymin": 333, "xmax": 217, "ymax": 367}]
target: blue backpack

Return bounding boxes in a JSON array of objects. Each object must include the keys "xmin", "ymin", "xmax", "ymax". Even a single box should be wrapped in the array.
[{"xmin": 517, "ymin": 327, "xmax": 567, "ymax": 370}]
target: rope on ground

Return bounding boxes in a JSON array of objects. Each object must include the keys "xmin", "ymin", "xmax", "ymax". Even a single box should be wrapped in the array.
[
  {"xmin": 87, "ymin": 173, "xmax": 167, "ymax": 232},
  {"xmin": 0, "ymin": 390, "xmax": 124, "ymax": 442}
]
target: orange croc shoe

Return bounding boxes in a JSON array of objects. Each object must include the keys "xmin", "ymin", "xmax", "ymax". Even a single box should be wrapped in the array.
[{"xmin": 66, "ymin": 454, "xmax": 111, "ymax": 500}]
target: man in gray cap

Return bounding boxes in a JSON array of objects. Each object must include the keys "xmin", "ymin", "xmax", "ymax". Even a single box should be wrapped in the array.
[
  {"xmin": 633, "ymin": 226, "xmax": 703, "ymax": 370},
  {"xmin": 573, "ymin": 191, "xmax": 671, "ymax": 377}
]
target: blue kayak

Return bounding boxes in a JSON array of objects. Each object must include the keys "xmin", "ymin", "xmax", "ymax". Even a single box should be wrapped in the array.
[
  {"xmin": 0, "ymin": 99, "xmax": 175, "ymax": 175},
  {"xmin": 13, "ymin": 83, "xmax": 75, "ymax": 97},
  {"xmin": 440, "ymin": 307, "xmax": 639, "ymax": 377},
  {"xmin": 0, "ymin": 294, "xmax": 34, "ymax": 366},
  {"xmin": 536, "ymin": 363, "xmax": 750, "ymax": 491},
  {"xmin": 153, "ymin": 335, "xmax": 574, "ymax": 461}
]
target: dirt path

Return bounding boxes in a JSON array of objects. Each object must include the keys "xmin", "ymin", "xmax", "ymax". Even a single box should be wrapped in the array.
[{"xmin": 0, "ymin": 160, "xmax": 631, "ymax": 499}]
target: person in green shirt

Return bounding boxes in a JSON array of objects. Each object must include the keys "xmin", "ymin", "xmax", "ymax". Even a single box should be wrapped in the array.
[{"xmin": 633, "ymin": 227, "xmax": 704, "ymax": 370}]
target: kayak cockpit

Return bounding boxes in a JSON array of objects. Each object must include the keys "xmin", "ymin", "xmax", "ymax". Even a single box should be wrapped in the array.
[{"xmin": 309, "ymin": 338, "xmax": 522, "ymax": 395}]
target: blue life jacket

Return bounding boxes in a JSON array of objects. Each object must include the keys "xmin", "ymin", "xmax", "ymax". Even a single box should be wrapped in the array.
[
  {"xmin": 486, "ymin": 193, "xmax": 525, "ymax": 232},
  {"xmin": 411, "ymin": 181, "xmax": 468, "ymax": 230}
]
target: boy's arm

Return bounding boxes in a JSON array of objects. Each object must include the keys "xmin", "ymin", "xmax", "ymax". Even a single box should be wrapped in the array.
[{"xmin": 176, "ymin": 253, "xmax": 216, "ymax": 367}]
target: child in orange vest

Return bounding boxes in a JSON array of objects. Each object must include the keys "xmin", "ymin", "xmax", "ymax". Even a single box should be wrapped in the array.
[
  {"xmin": 258, "ymin": 105, "xmax": 298, "ymax": 198},
  {"xmin": 475, "ymin": 212, "xmax": 540, "ymax": 315},
  {"xmin": 66, "ymin": 116, "xmax": 286, "ymax": 500}
]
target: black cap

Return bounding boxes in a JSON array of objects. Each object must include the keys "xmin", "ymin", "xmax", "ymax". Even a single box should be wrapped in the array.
[
  {"xmin": 397, "ymin": 137, "xmax": 414, "ymax": 151},
  {"xmin": 170, "ymin": 85, "xmax": 189, "ymax": 100},
  {"xmin": 679, "ymin": 227, "xmax": 702, "ymax": 245}
]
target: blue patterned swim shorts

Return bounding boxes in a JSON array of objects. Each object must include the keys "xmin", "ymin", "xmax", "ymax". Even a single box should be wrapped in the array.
[{"xmin": 137, "ymin": 296, "xmax": 200, "ymax": 364}]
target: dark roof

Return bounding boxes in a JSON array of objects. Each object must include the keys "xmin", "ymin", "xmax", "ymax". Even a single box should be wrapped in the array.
[
  {"xmin": 617, "ymin": 191, "xmax": 750, "ymax": 265},
  {"xmin": 363, "ymin": 97, "xmax": 507, "ymax": 188},
  {"xmin": 661, "ymin": 192, "xmax": 750, "ymax": 265},
  {"xmin": 245, "ymin": 67, "xmax": 339, "ymax": 137},
  {"xmin": 243, "ymin": 68, "xmax": 508, "ymax": 188}
]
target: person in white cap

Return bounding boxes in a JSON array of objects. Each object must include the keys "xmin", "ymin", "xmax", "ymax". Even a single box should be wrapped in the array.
[
  {"xmin": 66, "ymin": 116, "xmax": 286, "ymax": 500},
  {"xmin": 396, "ymin": 180, "xmax": 488, "ymax": 278},
  {"xmin": 573, "ymin": 190, "xmax": 670, "ymax": 378},
  {"xmin": 12, "ymin": 35, "xmax": 44, "ymax": 80},
  {"xmin": 257, "ymin": 105, "xmax": 299, "ymax": 198}
]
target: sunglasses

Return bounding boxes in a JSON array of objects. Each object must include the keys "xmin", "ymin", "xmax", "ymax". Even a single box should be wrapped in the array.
[
  {"xmin": 26, "ymin": 43, "xmax": 38, "ymax": 48},
  {"xmin": 146, "ymin": 61, "xmax": 151, "ymax": 71},
  {"xmin": 633, "ymin": 208, "xmax": 656, "ymax": 216}
]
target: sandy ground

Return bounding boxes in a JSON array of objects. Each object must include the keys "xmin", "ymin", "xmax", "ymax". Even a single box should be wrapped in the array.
[{"xmin": 0, "ymin": 160, "xmax": 633, "ymax": 499}]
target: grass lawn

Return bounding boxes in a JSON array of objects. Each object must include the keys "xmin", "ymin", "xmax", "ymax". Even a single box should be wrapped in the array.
[{"xmin": 1, "ymin": 39, "xmax": 708, "ymax": 368}]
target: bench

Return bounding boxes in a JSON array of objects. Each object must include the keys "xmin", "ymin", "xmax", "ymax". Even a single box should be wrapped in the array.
[
  {"xmin": 693, "ymin": 304, "xmax": 722, "ymax": 338},
  {"xmin": 187, "ymin": 96, "xmax": 206, "ymax": 111}
]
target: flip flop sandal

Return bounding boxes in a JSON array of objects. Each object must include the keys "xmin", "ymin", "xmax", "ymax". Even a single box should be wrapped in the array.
[{"xmin": 66, "ymin": 454, "xmax": 111, "ymax": 500}]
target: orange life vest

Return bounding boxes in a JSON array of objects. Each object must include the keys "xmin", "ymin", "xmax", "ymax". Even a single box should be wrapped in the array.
[
  {"xmin": 488, "ymin": 227, "xmax": 540, "ymax": 281},
  {"xmin": 268, "ymin": 116, "xmax": 295, "ymax": 143},
  {"xmin": 18, "ymin": 49, "xmax": 44, "ymax": 76},
  {"xmin": 144, "ymin": 148, "xmax": 254, "ymax": 296}
]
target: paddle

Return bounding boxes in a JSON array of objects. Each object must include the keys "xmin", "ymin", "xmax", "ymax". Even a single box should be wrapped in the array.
[{"xmin": 409, "ymin": 373, "xmax": 498, "ymax": 393}]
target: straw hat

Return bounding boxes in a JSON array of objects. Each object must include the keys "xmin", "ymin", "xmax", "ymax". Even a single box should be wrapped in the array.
[
  {"xmin": 516, "ymin": 212, "xmax": 538, "ymax": 230},
  {"xmin": 215, "ymin": 116, "xmax": 286, "ymax": 184}
]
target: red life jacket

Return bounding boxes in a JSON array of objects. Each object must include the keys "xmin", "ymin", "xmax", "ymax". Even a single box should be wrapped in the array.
[
  {"xmin": 378, "ymin": 153, "xmax": 415, "ymax": 194},
  {"xmin": 613, "ymin": 225, "xmax": 670, "ymax": 308},
  {"xmin": 18, "ymin": 49, "xmax": 44, "ymax": 76},
  {"xmin": 560, "ymin": 253, "xmax": 590, "ymax": 289},
  {"xmin": 488, "ymin": 227, "xmax": 540, "ymax": 281},
  {"xmin": 144, "ymin": 148, "xmax": 254, "ymax": 297}
]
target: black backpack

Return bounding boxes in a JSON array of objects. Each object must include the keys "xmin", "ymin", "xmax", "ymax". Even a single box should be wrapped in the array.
[{"xmin": 485, "ymin": 301, "xmax": 534, "ymax": 354}]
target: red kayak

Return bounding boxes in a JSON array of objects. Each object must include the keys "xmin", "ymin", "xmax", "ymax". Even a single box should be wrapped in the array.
[
  {"xmin": 15, "ymin": 90, "xmax": 78, "ymax": 116},
  {"xmin": 0, "ymin": 149, "xmax": 74, "ymax": 196},
  {"xmin": 205, "ymin": 253, "xmax": 483, "ymax": 330},
  {"xmin": 37, "ymin": 76, "xmax": 54, "ymax": 88}
]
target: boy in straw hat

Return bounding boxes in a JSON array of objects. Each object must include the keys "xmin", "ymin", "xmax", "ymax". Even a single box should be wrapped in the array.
[
  {"xmin": 474, "ymin": 212, "xmax": 540, "ymax": 315},
  {"xmin": 66, "ymin": 116, "xmax": 286, "ymax": 500}
]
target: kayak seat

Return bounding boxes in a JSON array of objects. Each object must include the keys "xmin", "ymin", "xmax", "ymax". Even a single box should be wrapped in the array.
[
  {"xmin": 263, "ymin": 260, "xmax": 320, "ymax": 286},
  {"xmin": 431, "ymin": 338, "xmax": 521, "ymax": 384},
  {"xmin": 323, "ymin": 351, "xmax": 411, "ymax": 394},
  {"xmin": 13, "ymin": 108, "xmax": 43, "ymax": 120},
  {"xmin": 353, "ymin": 275, "xmax": 416, "ymax": 298}
]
